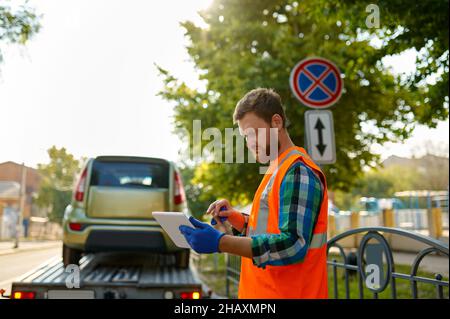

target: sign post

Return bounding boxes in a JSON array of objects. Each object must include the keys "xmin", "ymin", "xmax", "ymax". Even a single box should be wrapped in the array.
[{"xmin": 289, "ymin": 57, "xmax": 343, "ymax": 164}]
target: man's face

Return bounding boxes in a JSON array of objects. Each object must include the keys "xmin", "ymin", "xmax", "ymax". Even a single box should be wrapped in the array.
[{"xmin": 237, "ymin": 112, "xmax": 279, "ymax": 163}]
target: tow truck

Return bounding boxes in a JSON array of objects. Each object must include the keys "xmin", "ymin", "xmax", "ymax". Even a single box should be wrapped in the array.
[{"xmin": 4, "ymin": 251, "xmax": 211, "ymax": 299}]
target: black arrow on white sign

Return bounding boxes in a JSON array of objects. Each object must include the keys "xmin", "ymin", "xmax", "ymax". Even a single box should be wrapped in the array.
[{"xmin": 314, "ymin": 118, "xmax": 327, "ymax": 156}]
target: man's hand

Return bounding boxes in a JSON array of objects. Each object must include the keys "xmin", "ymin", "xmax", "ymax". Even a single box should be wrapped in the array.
[
  {"xmin": 206, "ymin": 199, "xmax": 232, "ymax": 224},
  {"xmin": 210, "ymin": 206, "xmax": 228, "ymax": 225},
  {"xmin": 206, "ymin": 199, "xmax": 246, "ymax": 232},
  {"xmin": 179, "ymin": 216, "xmax": 226, "ymax": 254}
]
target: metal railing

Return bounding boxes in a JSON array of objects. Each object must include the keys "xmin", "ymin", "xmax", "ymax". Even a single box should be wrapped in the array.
[{"xmin": 225, "ymin": 227, "xmax": 449, "ymax": 299}]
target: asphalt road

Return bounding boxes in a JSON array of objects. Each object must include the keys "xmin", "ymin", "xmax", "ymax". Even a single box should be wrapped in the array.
[{"xmin": 0, "ymin": 246, "xmax": 62, "ymax": 299}]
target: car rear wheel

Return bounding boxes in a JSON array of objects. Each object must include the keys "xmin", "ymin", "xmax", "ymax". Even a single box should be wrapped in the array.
[
  {"xmin": 63, "ymin": 244, "xmax": 83, "ymax": 267},
  {"xmin": 175, "ymin": 249, "xmax": 190, "ymax": 269}
]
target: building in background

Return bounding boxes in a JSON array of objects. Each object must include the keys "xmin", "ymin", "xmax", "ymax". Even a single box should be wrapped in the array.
[{"xmin": 0, "ymin": 162, "xmax": 42, "ymax": 239}]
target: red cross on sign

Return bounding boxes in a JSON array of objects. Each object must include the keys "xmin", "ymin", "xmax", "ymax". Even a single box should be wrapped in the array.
[{"xmin": 289, "ymin": 57, "xmax": 343, "ymax": 109}]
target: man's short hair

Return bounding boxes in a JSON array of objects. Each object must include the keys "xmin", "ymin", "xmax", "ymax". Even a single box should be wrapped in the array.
[{"xmin": 233, "ymin": 88, "xmax": 288, "ymax": 127}]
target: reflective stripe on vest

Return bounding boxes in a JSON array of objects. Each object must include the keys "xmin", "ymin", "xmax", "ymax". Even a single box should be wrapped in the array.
[
  {"xmin": 247, "ymin": 148, "xmax": 319, "ymax": 237},
  {"xmin": 309, "ymin": 231, "xmax": 327, "ymax": 249},
  {"xmin": 248, "ymin": 148, "xmax": 305, "ymax": 236}
]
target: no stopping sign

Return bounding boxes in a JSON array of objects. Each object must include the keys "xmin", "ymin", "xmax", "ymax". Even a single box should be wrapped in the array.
[{"xmin": 290, "ymin": 57, "xmax": 343, "ymax": 109}]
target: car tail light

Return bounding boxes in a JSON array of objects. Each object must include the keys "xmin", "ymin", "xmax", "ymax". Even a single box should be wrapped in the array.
[
  {"xmin": 74, "ymin": 168, "xmax": 88, "ymax": 202},
  {"xmin": 69, "ymin": 223, "xmax": 83, "ymax": 231},
  {"xmin": 174, "ymin": 171, "xmax": 186, "ymax": 205},
  {"xmin": 180, "ymin": 291, "xmax": 201, "ymax": 299},
  {"xmin": 12, "ymin": 291, "xmax": 36, "ymax": 299}
]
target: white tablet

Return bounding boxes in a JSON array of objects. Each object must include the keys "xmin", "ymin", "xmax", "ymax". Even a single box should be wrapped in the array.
[{"xmin": 152, "ymin": 212, "xmax": 194, "ymax": 249}]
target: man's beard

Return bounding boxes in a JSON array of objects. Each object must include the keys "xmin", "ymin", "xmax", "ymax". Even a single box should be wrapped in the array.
[
  {"xmin": 253, "ymin": 126, "xmax": 281, "ymax": 163},
  {"xmin": 264, "ymin": 141, "xmax": 281, "ymax": 157},
  {"xmin": 255, "ymin": 141, "xmax": 280, "ymax": 163}
]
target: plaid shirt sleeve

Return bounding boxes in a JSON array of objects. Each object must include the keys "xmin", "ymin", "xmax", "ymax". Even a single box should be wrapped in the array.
[{"xmin": 250, "ymin": 159, "xmax": 324, "ymax": 268}]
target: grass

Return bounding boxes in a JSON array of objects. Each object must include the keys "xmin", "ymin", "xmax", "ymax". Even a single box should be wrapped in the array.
[
  {"xmin": 193, "ymin": 253, "xmax": 232, "ymax": 298},
  {"xmin": 328, "ymin": 254, "xmax": 449, "ymax": 299},
  {"xmin": 194, "ymin": 253, "xmax": 449, "ymax": 299}
]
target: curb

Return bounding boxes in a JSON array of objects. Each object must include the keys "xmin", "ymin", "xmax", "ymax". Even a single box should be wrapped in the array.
[{"xmin": 0, "ymin": 242, "xmax": 61, "ymax": 257}]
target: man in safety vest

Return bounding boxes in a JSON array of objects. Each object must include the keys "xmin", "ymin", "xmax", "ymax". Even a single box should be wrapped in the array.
[{"xmin": 179, "ymin": 88, "xmax": 328, "ymax": 299}]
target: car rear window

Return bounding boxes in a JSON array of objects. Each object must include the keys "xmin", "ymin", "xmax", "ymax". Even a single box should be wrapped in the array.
[{"xmin": 90, "ymin": 160, "xmax": 169, "ymax": 189}]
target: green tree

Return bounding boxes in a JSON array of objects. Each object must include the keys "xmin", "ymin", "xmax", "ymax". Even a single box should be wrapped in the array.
[
  {"xmin": 333, "ymin": 161, "xmax": 444, "ymax": 211},
  {"xmin": 331, "ymin": 0, "xmax": 448, "ymax": 126},
  {"xmin": 352, "ymin": 164, "xmax": 423, "ymax": 198},
  {"xmin": 0, "ymin": 0, "xmax": 41, "ymax": 66},
  {"xmin": 158, "ymin": 0, "xmax": 448, "ymax": 207},
  {"xmin": 180, "ymin": 166, "xmax": 217, "ymax": 218},
  {"xmin": 35, "ymin": 147, "xmax": 82, "ymax": 224}
]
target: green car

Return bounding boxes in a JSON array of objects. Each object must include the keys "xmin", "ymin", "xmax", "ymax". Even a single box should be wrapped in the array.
[{"xmin": 62, "ymin": 156, "xmax": 191, "ymax": 268}]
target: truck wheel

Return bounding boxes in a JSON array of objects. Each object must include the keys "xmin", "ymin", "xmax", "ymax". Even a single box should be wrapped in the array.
[
  {"xmin": 175, "ymin": 249, "xmax": 190, "ymax": 269},
  {"xmin": 63, "ymin": 244, "xmax": 82, "ymax": 267}
]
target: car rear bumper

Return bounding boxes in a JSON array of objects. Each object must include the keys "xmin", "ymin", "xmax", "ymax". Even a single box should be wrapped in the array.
[
  {"xmin": 63, "ymin": 223, "xmax": 181, "ymax": 253},
  {"xmin": 85, "ymin": 229, "xmax": 167, "ymax": 253}
]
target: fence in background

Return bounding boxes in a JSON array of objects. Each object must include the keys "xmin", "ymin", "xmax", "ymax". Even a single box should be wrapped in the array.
[{"xmin": 329, "ymin": 207, "xmax": 448, "ymax": 241}]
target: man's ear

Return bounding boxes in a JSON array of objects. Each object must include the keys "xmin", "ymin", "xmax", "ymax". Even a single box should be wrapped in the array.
[{"xmin": 271, "ymin": 114, "xmax": 284, "ymax": 130}]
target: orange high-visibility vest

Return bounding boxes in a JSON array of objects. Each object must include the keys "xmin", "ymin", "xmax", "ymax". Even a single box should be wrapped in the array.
[{"xmin": 238, "ymin": 146, "xmax": 328, "ymax": 299}]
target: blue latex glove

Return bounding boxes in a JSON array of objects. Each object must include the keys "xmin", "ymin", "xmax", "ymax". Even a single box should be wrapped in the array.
[
  {"xmin": 211, "ymin": 206, "xmax": 227, "ymax": 225},
  {"xmin": 179, "ymin": 216, "xmax": 226, "ymax": 254}
]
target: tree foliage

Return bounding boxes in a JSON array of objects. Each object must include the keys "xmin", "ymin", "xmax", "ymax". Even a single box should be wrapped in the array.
[
  {"xmin": 334, "ymin": 0, "xmax": 449, "ymax": 126},
  {"xmin": 35, "ymin": 146, "xmax": 82, "ymax": 224},
  {"xmin": 158, "ymin": 0, "xmax": 448, "ymax": 209},
  {"xmin": 0, "ymin": 0, "xmax": 41, "ymax": 66}
]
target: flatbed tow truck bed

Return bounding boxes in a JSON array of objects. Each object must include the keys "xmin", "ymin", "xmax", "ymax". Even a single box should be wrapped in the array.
[{"xmin": 10, "ymin": 252, "xmax": 209, "ymax": 299}]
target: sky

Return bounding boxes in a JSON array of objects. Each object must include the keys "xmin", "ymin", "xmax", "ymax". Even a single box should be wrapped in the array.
[{"xmin": 0, "ymin": 0, "xmax": 448, "ymax": 168}]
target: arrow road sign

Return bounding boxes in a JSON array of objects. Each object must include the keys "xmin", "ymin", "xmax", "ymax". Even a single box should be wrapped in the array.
[
  {"xmin": 305, "ymin": 110, "xmax": 336, "ymax": 164},
  {"xmin": 314, "ymin": 118, "xmax": 326, "ymax": 156}
]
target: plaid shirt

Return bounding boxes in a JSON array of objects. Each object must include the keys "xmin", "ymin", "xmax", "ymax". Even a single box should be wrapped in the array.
[{"xmin": 246, "ymin": 159, "xmax": 324, "ymax": 268}]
